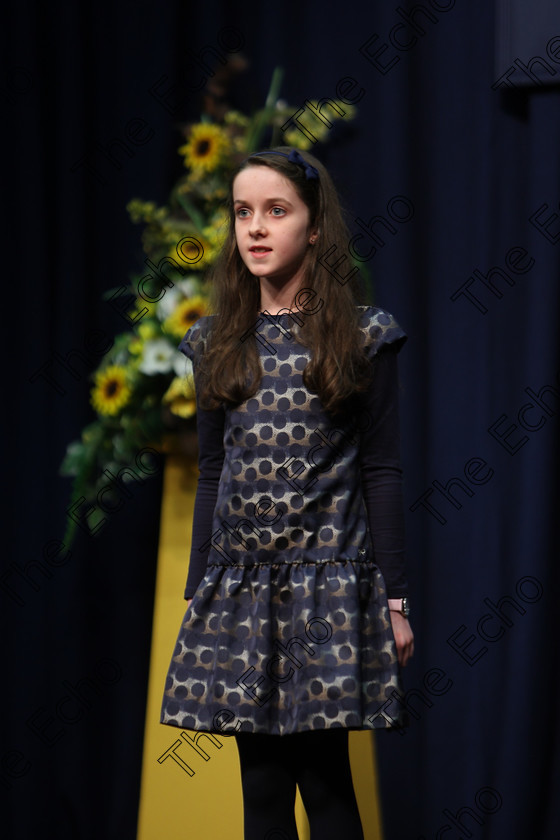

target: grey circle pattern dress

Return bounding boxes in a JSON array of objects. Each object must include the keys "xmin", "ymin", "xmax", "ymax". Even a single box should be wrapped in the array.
[{"xmin": 160, "ymin": 305, "xmax": 408, "ymax": 736}]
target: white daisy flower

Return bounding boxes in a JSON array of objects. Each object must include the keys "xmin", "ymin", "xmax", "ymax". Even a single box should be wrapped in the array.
[{"xmin": 138, "ymin": 339, "xmax": 177, "ymax": 374}]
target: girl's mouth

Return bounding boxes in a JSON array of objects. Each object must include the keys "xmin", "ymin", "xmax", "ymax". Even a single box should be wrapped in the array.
[{"xmin": 249, "ymin": 247, "xmax": 272, "ymax": 258}]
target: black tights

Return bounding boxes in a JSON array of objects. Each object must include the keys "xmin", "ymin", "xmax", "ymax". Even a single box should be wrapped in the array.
[{"xmin": 234, "ymin": 729, "xmax": 364, "ymax": 840}]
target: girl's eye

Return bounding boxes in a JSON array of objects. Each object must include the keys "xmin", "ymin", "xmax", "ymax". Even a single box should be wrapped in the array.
[
  {"xmin": 236, "ymin": 208, "xmax": 250, "ymax": 218},
  {"xmin": 271, "ymin": 207, "xmax": 285, "ymax": 216}
]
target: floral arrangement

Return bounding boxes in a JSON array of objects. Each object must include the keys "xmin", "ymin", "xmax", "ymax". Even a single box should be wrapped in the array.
[{"xmin": 60, "ymin": 69, "xmax": 356, "ymax": 541}]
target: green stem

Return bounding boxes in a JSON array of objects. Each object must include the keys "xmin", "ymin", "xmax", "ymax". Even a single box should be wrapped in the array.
[
  {"xmin": 173, "ymin": 188, "xmax": 207, "ymax": 234},
  {"xmin": 245, "ymin": 67, "xmax": 284, "ymax": 153}
]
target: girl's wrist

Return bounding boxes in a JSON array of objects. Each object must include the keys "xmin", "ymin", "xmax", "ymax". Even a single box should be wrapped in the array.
[{"xmin": 387, "ymin": 597, "xmax": 411, "ymax": 618}]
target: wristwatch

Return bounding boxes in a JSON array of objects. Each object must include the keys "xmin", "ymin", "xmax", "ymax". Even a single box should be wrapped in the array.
[{"xmin": 390, "ymin": 597, "xmax": 410, "ymax": 618}]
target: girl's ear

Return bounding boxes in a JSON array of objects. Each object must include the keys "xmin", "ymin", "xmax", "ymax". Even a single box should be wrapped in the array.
[{"xmin": 309, "ymin": 227, "xmax": 319, "ymax": 245}]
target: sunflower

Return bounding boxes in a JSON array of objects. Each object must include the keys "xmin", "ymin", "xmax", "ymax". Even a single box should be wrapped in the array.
[
  {"xmin": 173, "ymin": 233, "xmax": 217, "ymax": 270},
  {"xmin": 179, "ymin": 123, "xmax": 230, "ymax": 174},
  {"xmin": 163, "ymin": 295, "xmax": 208, "ymax": 340},
  {"xmin": 91, "ymin": 365, "xmax": 132, "ymax": 416},
  {"xmin": 163, "ymin": 375, "xmax": 197, "ymax": 419}
]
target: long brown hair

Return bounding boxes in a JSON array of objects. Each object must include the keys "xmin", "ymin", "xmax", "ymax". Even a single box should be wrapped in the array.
[{"xmin": 195, "ymin": 146, "xmax": 372, "ymax": 417}]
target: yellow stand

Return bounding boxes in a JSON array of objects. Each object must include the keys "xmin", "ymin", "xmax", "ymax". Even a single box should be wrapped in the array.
[{"xmin": 137, "ymin": 454, "xmax": 384, "ymax": 839}]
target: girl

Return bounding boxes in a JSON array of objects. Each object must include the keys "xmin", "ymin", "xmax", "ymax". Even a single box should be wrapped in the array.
[{"xmin": 161, "ymin": 146, "xmax": 414, "ymax": 839}]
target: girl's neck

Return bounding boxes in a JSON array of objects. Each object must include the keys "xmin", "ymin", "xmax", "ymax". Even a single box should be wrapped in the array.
[{"xmin": 258, "ymin": 275, "xmax": 305, "ymax": 315}]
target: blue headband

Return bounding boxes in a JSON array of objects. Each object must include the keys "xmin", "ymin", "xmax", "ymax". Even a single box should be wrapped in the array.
[{"xmin": 247, "ymin": 149, "xmax": 319, "ymax": 180}]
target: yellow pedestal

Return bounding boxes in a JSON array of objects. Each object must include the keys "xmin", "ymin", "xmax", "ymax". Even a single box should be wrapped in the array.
[{"xmin": 137, "ymin": 454, "xmax": 384, "ymax": 839}]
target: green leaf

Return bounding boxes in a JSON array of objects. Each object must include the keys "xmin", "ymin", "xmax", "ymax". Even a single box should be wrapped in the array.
[{"xmin": 59, "ymin": 441, "xmax": 87, "ymax": 477}]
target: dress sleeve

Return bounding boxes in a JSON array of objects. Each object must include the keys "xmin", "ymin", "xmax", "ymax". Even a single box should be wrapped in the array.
[
  {"xmin": 178, "ymin": 320, "xmax": 226, "ymax": 600},
  {"xmin": 361, "ymin": 306, "xmax": 407, "ymax": 359},
  {"xmin": 358, "ymin": 310, "xmax": 409, "ymax": 598}
]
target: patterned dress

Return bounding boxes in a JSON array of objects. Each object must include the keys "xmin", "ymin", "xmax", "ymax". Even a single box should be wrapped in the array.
[{"xmin": 160, "ymin": 306, "xmax": 409, "ymax": 736}]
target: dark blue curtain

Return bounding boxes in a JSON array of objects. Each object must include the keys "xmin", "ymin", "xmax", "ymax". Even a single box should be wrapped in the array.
[{"xmin": 5, "ymin": 1, "xmax": 559, "ymax": 838}]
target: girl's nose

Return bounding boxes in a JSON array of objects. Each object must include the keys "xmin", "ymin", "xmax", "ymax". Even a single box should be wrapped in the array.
[{"xmin": 249, "ymin": 215, "xmax": 266, "ymax": 236}]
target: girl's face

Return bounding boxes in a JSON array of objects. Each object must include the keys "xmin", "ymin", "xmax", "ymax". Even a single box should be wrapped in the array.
[{"xmin": 233, "ymin": 166, "xmax": 317, "ymax": 290}]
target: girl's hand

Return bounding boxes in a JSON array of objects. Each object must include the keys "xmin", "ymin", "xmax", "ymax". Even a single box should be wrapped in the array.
[
  {"xmin": 186, "ymin": 598, "xmax": 193, "ymax": 612},
  {"xmin": 389, "ymin": 610, "xmax": 414, "ymax": 667}
]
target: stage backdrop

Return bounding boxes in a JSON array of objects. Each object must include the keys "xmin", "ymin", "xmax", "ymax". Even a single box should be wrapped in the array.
[{"xmin": 5, "ymin": 1, "xmax": 560, "ymax": 838}]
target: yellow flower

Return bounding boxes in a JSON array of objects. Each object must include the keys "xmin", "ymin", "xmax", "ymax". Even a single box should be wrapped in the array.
[
  {"xmin": 173, "ymin": 234, "xmax": 216, "ymax": 271},
  {"xmin": 138, "ymin": 322, "xmax": 158, "ymax": 341},
  {"xmin": 163, "ymin": 295, "xmax": 208, "ymax": 340},
  {"xmin": 128, "ymin": 298, "xmax": 157, "ymax": 322},
  {"xmin": 179, "ymin": 123, "xmax": 230, "ymax": 174},
  {"xmin": 233, "ymin": 135, "xmax": 249, "ymax": 154},
  {"xmin": 224, "ymin": 111, "xmax": 250, "ymax": 128},
  {"xmin": 282, "ymin": 129, "xmax": 314, "ymax": 151},
  {"xmin": 163, "ymin": 375, "xmax": 197, "ymax": 419},
  {"xmin": 339, "ymin": 103, "xmax": 357, "ymax": 120},
  {"xmin": 128, "ymin": 338, "xmax": 143, "ymax": 355},
  {"xmin": 127, "ymin": 199, "xmax": 156, "ymax": 223},
  {"xmin": 203, "ymin": 216, "xmax": 228, "ymax": 253},
  {"xmin": 91, "ymin": 366, "xmax": 132, "ymax": 416}
]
